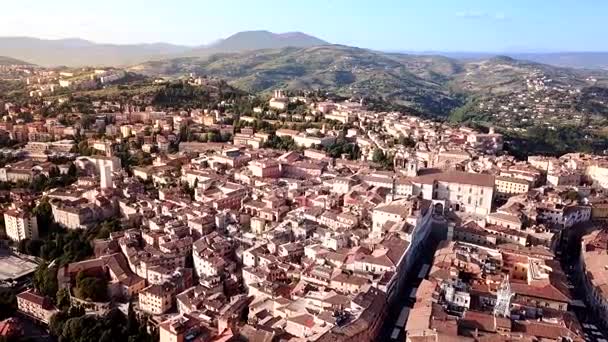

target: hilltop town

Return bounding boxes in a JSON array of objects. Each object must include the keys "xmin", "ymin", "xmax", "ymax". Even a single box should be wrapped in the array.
[{"xmin": 0, "ymin": 61, "xmax": 607, "ymax": 342}]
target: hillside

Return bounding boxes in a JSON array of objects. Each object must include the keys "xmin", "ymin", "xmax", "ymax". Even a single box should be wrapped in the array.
[
  {"xmin": 0, "ymin": 37, "xmax": 191, "ymax": 67},
  {"xmin": 131, "ymin": 46, "xmax": 465, "ymax": 115},
  {"xmin": 0, "ymin": 56, "xmax": 33, "ymax": 65},
  {"xmin": 187, "ymin": 30, "xmax": 328, "ymax": 56},
  {"xmin": 130, "ymin": 46, "xmax": 608, "ymax": 117},
  {"xmin": 0, "ymin": 31, "xmax": 329, "ymax": 67}
]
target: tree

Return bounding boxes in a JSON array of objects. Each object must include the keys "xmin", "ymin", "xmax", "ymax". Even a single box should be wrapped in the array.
[
  {"xmin": 51, "ymin": 307, "xmax": 155, "ymax": 342},
  {"xmin": 372, "ymin": 148, "xmax": 385, "ymax": 163},
  {"xmin": 398, "ymin": 134, "xmax": 416, "ymax": 148},
  {"xmin": 29, "ymin": 174, "xmax": 49, "ymax": 192},
  {"xmin": 68, "ymin": 163, "xmax": 77, "ymax": 178},
  {"xmin": 33, "ymin": 197, "xmax": 56, "ymax": 238},
  {"xmin": 33, "ymin": 262, "xmax": 58, "ymax": 298},
  {"xmin": 75, "ymin": 271, "xmax": 107, "ymax": 302},
  {"xmin": 0, "ymin": 288, "xmax": 16, "ymax": 320},
  {"xmin": 18, "ymin": 238, "xmax": 43, "ymax": 257},
  {"xmin": 49, "ymin": 166, "xmax": 60, "ymax": 178},
  {"xmin": 56, "ymin": 289, "xmax": 71, "ymax": 311},
  {"xmin": 76, "ymin": 140, "xmax": 93, "ymax": 156},
  {"xmin": 372, "ymin": 148, "xmax": 394, "ymax": 170}
]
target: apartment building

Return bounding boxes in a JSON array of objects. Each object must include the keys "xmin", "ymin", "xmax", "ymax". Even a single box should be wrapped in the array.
[
  {"xmin": 495, "ymin": 176, "xmax": 531, "ymax": 199},
  {"xmin": 3, "ymin": 209, "xmax": 38, "ymax": 242},
  {"xmin": 16, "ymin": 290, "xmax": 58, "ymax": 324},
  {"xmin": 139, "ymin": 283, "xmax": 175, "ymax": 315}
]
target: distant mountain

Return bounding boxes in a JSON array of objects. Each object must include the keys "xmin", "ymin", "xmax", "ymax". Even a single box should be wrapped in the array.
[
  {"xmin": 0, "ymin": 55, "xmax": 33, "ymax": 65},
  {"xmin": 0, "ymin": 31, "xmax": 328, "ymax": 67},
  {"xmin": 509, "ymin": 52, "xmax": 608, "ymax": 70},
  {"xmin": 131, "ymin": 46, "xmax": 467, "ymax": 115},
  {"xmin": 130, "ymin": 46, "xmax": 608, "ymax": 116},
  {"xmin": 397, "ymin": 51, "xmax": 608, "ymax": 70},
  {"xmin": 0, "ymin": 37, "xmax": 191, "ymax": 67},
  {"xmin": 187, "ymin": 30, "xmax": 328, "ymax": 56}
]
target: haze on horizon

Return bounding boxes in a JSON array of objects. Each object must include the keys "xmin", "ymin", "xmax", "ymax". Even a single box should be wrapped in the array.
[{"xmin": 1, "ymin": 0, "xmax": 607, "ymax": 53}]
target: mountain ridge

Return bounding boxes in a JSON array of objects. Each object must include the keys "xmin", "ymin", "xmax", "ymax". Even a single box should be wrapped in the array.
[
  {"xmin": 129, "ymin": 45, "xmax": 608, "ymax": 117},
  {"xmin": 4, "ymin": 31, "xmax": 608, "ymax": 69},
  {"xmin": 0, "ymin": 31, "xmax": 329, "ymax": 67},
  {"xmin": 0, "ymin": 55, "xmax": 33, "ymax": 65}
]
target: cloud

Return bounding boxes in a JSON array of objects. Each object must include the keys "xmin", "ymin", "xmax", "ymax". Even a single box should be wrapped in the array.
[
  {"xmin": 456, "ymin": 10, "xmax": 508, "ymax": 20},
  {"xmin": 455, "ymin": 10, "xmax": 486, "ymax": 18}
]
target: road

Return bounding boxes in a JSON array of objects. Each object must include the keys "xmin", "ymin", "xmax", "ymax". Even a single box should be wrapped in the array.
[
  {"xmin": 375, "ymin": 218, "xmax": 446, "ymax": 341},
  {"xmin": 560, "ymin": 221, "xmax": 608, "ymax": 340}
]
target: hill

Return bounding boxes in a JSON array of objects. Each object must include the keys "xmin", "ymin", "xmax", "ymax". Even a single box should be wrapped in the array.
[
  {"xmin": 0, "ymin": 31, "xmax": 329, "ymax": 67},
  {"xmin": 131, "ymin": 46, "xmax": 469, "ymax": 115},
  {"xmin": 187, "ymin": 30, "xmax": 328, "ymax": 56},
  {"xmin": 510, "ymin": 52, "xmax": 608, "ymax": 70},
  {"xmin": 0, "ymin": 55, "xmax": 33, "ymax": 65},
  {"xmin": 0, "ymin": 37, "xmax": 190, "ymax": 67},
  {"xmin": 130, "ymin": 45, "xmax": 608, "ymax": 120},
  {"xmin": 130, "ymin": 46, "xmax": 608, "ymax": 116}
]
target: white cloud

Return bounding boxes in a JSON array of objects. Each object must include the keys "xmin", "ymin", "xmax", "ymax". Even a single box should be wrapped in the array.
[
  {"xmin": 455, "ymin": 10, "xmax": 486, "ymax": 18},
  {"xmin": 456, "ymin": 10, "xmax": 508, "ymax": 20}
]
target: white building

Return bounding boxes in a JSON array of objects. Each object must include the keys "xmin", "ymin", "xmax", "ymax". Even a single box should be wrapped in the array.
[
  {"xmin": 100, "ymin": 164, "xmax": 113, "ymax": 189},
  {"xmin": 412, "ymin": 171, "xmax": 495, "ymax": 216},
  {"xmin": 4, "ymin": 209, "xmax": 38, "ymax": 242}
]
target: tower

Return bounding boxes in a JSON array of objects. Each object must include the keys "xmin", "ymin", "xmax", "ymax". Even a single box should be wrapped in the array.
[
  {"xmin": 406, "ymin": 158, "xmax": 419, "ymax": 177},
  {"xmin": 494, "ymin": 276, "xmax": 513, "ymax": 317},
  {"xmin": 100, "ymin": 164, "xmax": 113, "ymax": 189}
]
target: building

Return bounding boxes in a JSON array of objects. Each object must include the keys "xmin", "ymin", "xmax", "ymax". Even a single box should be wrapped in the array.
[
  {"xmin": 578, "ymin": 229, "xmax": 608, "ymax": 329},
  {"xmin": 16, "ymin": 290, "xmax": 58, "ymax": 324},
  {"xmin": 269, "ymin": 90, "xmax": 288, "ymax": 110},
  {"xmin": 248, "ymin": 160, "xmax": 282, "ymax": 178},
  {"xmin": 100, "ymin": 164, "xmax": 113, "ymax": 189},
  {"xmin": 4, "ymin": 209, "xmax": 38, "ymax": 242},
  {"xmin": 139, "ymin": 283, "xmax": 175, "ymax": 315},
  {"xmin": 413, "ymin": 171, "xmax": 495, "ymax": 216},
  {"xmin": 159, "ymin": 314, "xmax": 208, "ymax": 342},
  {"xmin": 495, "ymin": 176, "xmax": 530, "ymax": 199}
]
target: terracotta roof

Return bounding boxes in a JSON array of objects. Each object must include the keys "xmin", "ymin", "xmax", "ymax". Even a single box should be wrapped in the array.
[
  {"xmin": 511, "ymin": 282, "xmax": 570, "ymax": 303},
  {"xmin": 289, "ymin": 313, "xmax": 315, "ymax": 328},
  {"xmin": 16, "ymin": 290, "xmax": 53, "ymax": 309},
  {"xmin": 414, "ymin": 171, "xmax": 495, "ymax": 187}
]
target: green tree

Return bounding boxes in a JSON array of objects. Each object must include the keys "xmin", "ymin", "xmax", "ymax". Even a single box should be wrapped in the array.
[
  {"xmin": 75, "ymin": 271, "xmax": 107, "ymax": 302},
  {"xmin": 56, "ymin": 288, "xmax": 71, "ymax": 311},
  {"xmin": 68, "ymin": 163, "xmax": 78, "ymax": 177},
  {"xmin": 372, "ymin": 148, "xmax": 385, "ymax": 163},
  {"xmin": 33, "ymin": 262, "xmax": 58, "ymax": 298},
  {"xmin": 0, "ymin": 288, "xmax": 16, "ymax": 320}
]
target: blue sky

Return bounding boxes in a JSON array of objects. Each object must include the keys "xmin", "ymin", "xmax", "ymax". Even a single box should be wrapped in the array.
[{"xmin": 1, "ymin": 0, "xmax": 606, "ymax": 52}]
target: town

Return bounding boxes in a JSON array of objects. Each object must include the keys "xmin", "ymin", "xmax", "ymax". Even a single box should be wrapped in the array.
[{"xmin": 0, "ymin": 61, "xmax": 607, "ymax": 342}]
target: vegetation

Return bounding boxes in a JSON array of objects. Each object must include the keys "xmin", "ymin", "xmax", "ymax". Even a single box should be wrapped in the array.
[
  {"xmin": 133, "ymin": 46, "xmax": 465, "ymax": 116},
  {"xmin": 0, "ymin": 288, "xmax": 16, "ymax": 320},
  {"xmin": 32, "ymin": 262, "xmax": 58, "ymax": 299},
  {"xmin": 74, "ymin": 271, "xmax": 108, "ymax": 302},
  {"xmin": 504, "ymin": 125, "xmax": 608, "ymax": 159},
  {"xmin": 50, "ymin": 305, "xmax": 156, "ymax": 342},
  {"xmin": 372, "ymin": 148, "xmax": 394, "ymax": 170},
  {"xmin": 319, "ymin": 132, "xmax": 361, "ymax": 159},
  {"xmin": 152, "ymin": 81, "xmax": 243, "ymax": 108},
  {"xmin": 263, "ymin": 135, "xmax": 299, "ymax": 151}
]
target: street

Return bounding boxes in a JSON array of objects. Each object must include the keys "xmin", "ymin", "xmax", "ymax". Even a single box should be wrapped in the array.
[{"xmin": 376, "ymin": 219, "xmax": 446, "ymax": 341}]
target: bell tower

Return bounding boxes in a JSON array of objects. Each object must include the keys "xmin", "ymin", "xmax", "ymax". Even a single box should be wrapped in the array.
[{"xmin": 493, "ymin": 276, "xmax": 513, "ymax": 317}]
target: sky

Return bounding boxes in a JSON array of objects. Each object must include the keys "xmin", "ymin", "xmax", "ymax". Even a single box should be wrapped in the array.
[{"xmin": 1, "ymin": 0, "xmax": 607, "ymax": 52}]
